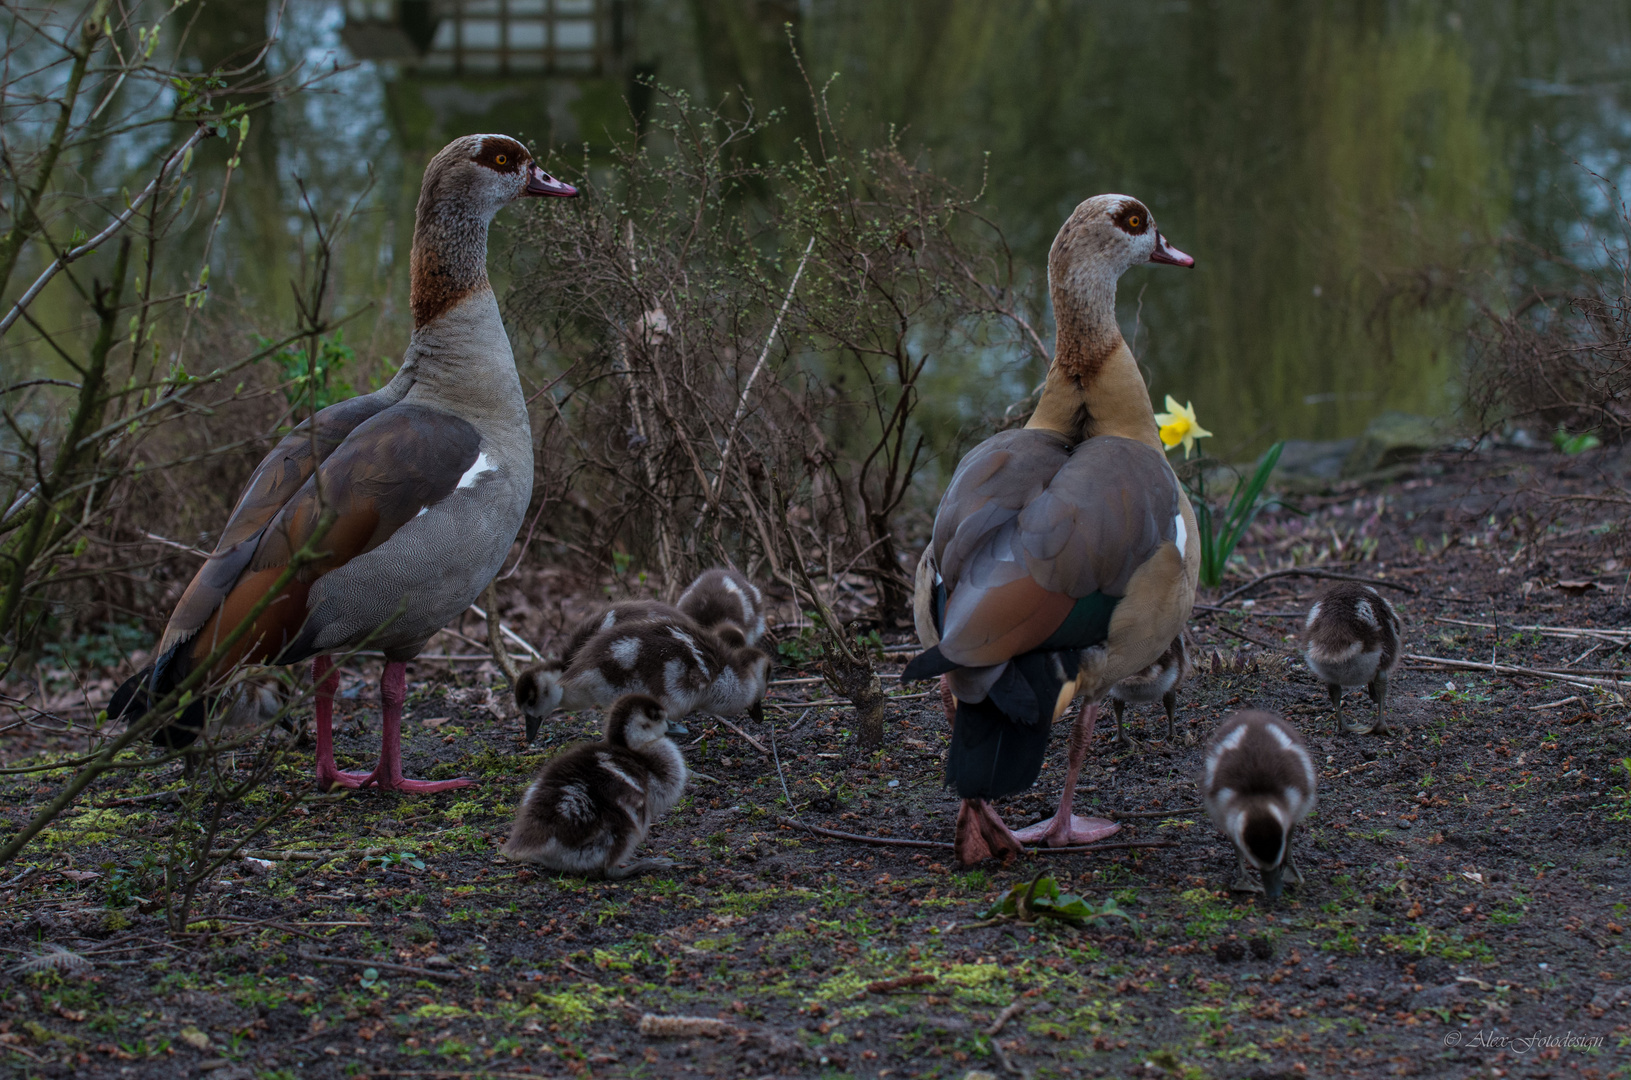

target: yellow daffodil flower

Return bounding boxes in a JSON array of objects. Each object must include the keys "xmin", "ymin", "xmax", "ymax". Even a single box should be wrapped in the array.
[{"xmin": 1154, "ymin": 395, "xmax": 1212, "ymax": 458}]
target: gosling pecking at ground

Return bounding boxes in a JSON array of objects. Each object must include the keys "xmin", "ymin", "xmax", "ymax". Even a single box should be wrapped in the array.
[
  {"xmin": 1106, "ymin": 635, "xmax": 1190, "ymax": 748},
  {"xmin": 1200, "ymin": 709, "xmax": 1317, "ymax": 899},
  {"xmin": 1301, "ymin": 582, "xmax": 1402, "ymax": 735},
  {"xmin": 500, "ymin": 694, "xmax": 687, "ymax": 879},
  {"xmin": 514, "ymin": 618, "xmax": 770, "ymax": 742}
]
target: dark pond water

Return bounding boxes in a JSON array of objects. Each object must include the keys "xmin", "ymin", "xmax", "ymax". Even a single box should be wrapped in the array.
[{"xmin": 13, "ymin": 1, "xmax": 1631, "ymax": 459}]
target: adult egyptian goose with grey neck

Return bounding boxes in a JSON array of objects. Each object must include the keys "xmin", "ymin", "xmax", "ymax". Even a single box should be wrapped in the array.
[
  {"xmin": 109, "ymin": 135, "xmax": 577, "ymax": 792},
  {"xmin": 904, "ymin": 195, "xmax": 1199, "ymax": 866}
]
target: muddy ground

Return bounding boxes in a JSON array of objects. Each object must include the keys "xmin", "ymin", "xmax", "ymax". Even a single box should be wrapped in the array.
[{"xmin": 1, "ymin": 442, "xmax": 1629, "ymax": 1080}]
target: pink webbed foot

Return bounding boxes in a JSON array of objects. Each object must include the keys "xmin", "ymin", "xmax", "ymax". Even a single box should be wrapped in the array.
[
  {"xmin": 1011, "ymin": 812, "xmax": 1120, "ymax": 847},
  {"xmin": 953, "ymin": 798, "xmax": 1024, "ymax": 867},
  {"xmin": 312, "ymin": 657, "xmax": 474, "ymax": 794}
]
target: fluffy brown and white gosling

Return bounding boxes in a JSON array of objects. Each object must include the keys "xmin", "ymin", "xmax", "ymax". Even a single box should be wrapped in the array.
[
  {"xmin": 1107, "ymin": 635, "xmax": 1190, "ymax": 748},
  {"xmin": 678, "ymin": 567, "xmax": 766, "ymax": 645},
  {"xmin": 1200, "ymin": 710, "xmax": 1317, "ymax": 899},
  {"xmin": 559, "ymin": 600, "xmax": 686, "ymax": 668},
  {"xmin": 515, "ymin": 619, "xmax": 771, "ymax": 743},
  {"xmin": 1301, "ymin": 582, "xmax": 1401, "ymax": 736},
  {"xmin": 500, "ymin": 694, "xmax": 687, "ymax": 879}
]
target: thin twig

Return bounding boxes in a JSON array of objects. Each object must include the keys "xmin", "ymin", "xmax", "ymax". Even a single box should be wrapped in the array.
[
  {"xmin": 770, "ymin": 719, "xmax": 798, "ymax": 814},
  {"xmin": 1403, "ymin": 653, "xmax": 1630, "ymax": 691},
  {"xmin": 716, "ymin": 716, "xmax": 769, "ymax": 756},
  {"xmin": 1214, "ymin": 569, "xmax": 1418, "ymax": 606},
  {"xmin": 776, "ymin": 817, "xmax": 1176, "ymax": 855},
  {"xmin": 986, "ymin": 997, "xmax": 1027, "ymax": 1036}
]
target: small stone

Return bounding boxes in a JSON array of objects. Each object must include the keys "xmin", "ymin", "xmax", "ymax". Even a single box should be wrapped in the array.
[
  {"xmin": 1214, "ymin": 939, "xmax": 1246, "ymax": 964},
  {"xmin": 425, "ymin": 955, "xmax": 453, "ymax": 968}
]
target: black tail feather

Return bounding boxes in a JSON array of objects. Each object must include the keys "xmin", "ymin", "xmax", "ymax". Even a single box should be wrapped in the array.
[
  {"xmin": 944, "ymin": 648, "xmax": 1073, "ymax": 799},
  {"xmin": 946, "ymin": 693, "xmax": 1053, "ymax": 799},
  {"xmin": 108, "ymin": 644, "xmax": 207, "ymax": 749}
]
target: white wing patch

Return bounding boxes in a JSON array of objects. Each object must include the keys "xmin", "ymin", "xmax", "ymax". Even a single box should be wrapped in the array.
[
  {"xmin": 596, "ymin": 752, "xmax": 645, "ymax": 795},
  {"xmin": 1305, "ymin": 601, "xmax": 1322, "ymax": 629},
  {"xmin": 600, "ymin": 611, "xmax": 618, "ymax": 631},
  {"xmin": 456, "ymin": 451, "xmax": 497, "ymax": 490},
  {"xmin": 1172, "ymin": 511, "xmax": 1188, "ymax": 557},
  {"xmin": 609, "ymin": 636, "xmax": 642, "ymax": 668}
]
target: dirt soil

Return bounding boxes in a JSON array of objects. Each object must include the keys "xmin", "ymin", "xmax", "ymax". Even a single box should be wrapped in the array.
[{"xmin": 1, "ymin": 443, "xmax": 1629, "ymax": 1080}]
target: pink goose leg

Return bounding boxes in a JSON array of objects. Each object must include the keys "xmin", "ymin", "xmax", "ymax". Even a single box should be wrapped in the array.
[
  {"xmin": 314, "ymin": 659, "xmax": 474, "ymax": 794},
  {"xmin": 1012, "ymin": 698, "xmax": 1120, "ymax": 847}
]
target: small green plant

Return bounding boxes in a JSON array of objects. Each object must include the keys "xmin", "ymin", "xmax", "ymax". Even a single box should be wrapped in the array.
[
  {"xmin": 1552, "ymin": 426, "xmax": 1601, "ymax": 455},
  {"xmin": 1597, "ymin": 758, "xmax": 1631, "ymax": 823},
  {"xmin": 981, "ymin": 871, "xmax": 1140, "ymax": 933},
  {"xmin": 1182, "ymin": 442, "xmax": 1285, "ymax": 588},
  {"xmin": 364, "ymin": 852, "xmax": 425, "ymax": 871},
  {"xmin": 261, "ymin": 329, "xmax": 356, "ymax": 411}
]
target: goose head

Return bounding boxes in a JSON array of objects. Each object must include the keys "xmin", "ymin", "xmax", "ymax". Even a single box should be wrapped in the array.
[
  {"xmin": 1050, "ymin": 194, "xmax": 1192, "ymax": 291},
  {"xmin": 411, "ymin": 135, "xmax": 577, "ymax": 328},
  {"xmin": 606, "ymin": 694, "xmax": 673, "ymax": 749},
  {"xmin": 418, "ymin": 134, "xmax": 577, "ymax": 223},
  {"xmin": 1230, "ymin": 800, "xmax": 1291, "ymax": 899}
]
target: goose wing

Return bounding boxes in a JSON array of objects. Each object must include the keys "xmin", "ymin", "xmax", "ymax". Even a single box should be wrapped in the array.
[{"xmin": 162, "ymin": 400, "xmax": 482, "ymax": 675}]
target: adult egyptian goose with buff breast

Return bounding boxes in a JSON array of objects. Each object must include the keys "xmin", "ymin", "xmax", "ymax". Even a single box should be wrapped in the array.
[
  {"xmin": 109, "ymin": 135, "xmax": 578, "ymax": 792},
  {"xmin": 904, "ymin": 195, "xmax": 1199, "ymax": 866}
]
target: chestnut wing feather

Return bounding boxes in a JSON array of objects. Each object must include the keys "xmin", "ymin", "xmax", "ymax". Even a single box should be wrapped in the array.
[
  {"xmin": 171, "ymin": 402, "xmax": 481, "ymax": 673},
  {"xmin": 931, "ymin": 432, "xmax": 1178, "ymax": 668},
  {"xmin": 160, "ymin": 393, "xmax": 392, "ymax": 653}
]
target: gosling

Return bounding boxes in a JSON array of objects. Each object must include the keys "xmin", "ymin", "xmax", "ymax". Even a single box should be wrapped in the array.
[
  {"xmin": 1200, "ymin": 710, "xmax": 1317, "ymax": 899},
  {"xmin": 1106, "ymin": 635, "xmax": 1190, "ymax": 748},
  {"xmin": 1301, "ymin": 582, "xmax": 1401, "ymax": 735},
  {"xmin": 515, "ymin": 618, "xmax": 771, "ymax": 743},
  {"xmin": 678, "ymin": 567, "xmax": 767, "ymax": 645},
  {"xmin": 501, "ymin": 694, "xmax": 687, "ymax": 879},
  {"xmin": 559, "ymin": 599, "xmax": 686, "ymax": 667}
]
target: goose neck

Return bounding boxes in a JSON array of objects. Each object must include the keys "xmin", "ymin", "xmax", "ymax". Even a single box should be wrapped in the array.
[
  {"xmin": 1025, "ymin": 276, "xmax": 1161, "ymax": 451},
  {"xmin": 410, "ymin": 201, "xmax": 494, "ymax": 331}
]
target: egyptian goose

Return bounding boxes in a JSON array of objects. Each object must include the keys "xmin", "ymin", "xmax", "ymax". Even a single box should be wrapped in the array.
[
  {"xmin": 514, "ymin": 617, "xmax": 770, "ymax": 743},
  {"xmin": 1200, "ymin": 710, "xmax": 1317, "ymax": 898},
  {"xmin": 1107, "ymin": 635, "xmax": 1190, "ymax": 748},
  {"xmin": 500, "ymin": 693, "xmax": 687, "ymax": 878},
  {"xmin": 108, "ymin": 135, "xmax": 578, "ymax": 792},
  {"xmin": 677, "ymin": 567, "xmax": 767, "ymax": 645},
  {"xmin": 1300, "ymin": 582, "xmax": 1401, "ymax": 735},
  {"xmin": 903, "ymin": 195, "xmax": 1199, "ymax": 866}
]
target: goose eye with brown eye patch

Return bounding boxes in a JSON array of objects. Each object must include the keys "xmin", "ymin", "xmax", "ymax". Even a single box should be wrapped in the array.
[
  {"xmin": 1127, "ymin": 213, "xmax": 1142, "ymax": 229},
  {"xmin": 495, "ymin": 154, "xmax": 507, "ymax": 165}
]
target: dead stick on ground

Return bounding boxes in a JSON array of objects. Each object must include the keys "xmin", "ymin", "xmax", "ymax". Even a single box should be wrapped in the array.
[
  {"xmin": 1209, "ymin": 623, "xmax": 1295, "ymax": 654},
  {"xmin": 716, "ymin": 716, "xmax": 770, "ymax": 756},
  {"xmin": 1404, "ymin": 652, "xmax": 1631, "ymax": 691},
  {"xmin": 986, "ymin": 997, "xmax": 1026, "ymax": 1037},
  {"xmin": 1215, "ymin": 568, "xmax": 1418, "ymax": 606},
  {"xmin": 297, "ymin": 951, "xmax": 466, "ymax": 981},
  {"xmin": 777, "ymin": 817, "xmax": 1177, "ymax": 855}
]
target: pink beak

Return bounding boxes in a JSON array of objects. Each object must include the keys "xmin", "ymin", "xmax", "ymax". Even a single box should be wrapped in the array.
[
  {"xmin": 1149, "ymin": 231, "xmax": 1194, "ymax": 267},
  {"xmin": 524, "ymin": 163, "xmax": 578, "ymax": 198}
]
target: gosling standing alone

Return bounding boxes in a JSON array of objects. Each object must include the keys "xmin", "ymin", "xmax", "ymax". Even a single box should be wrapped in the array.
[
  {"xmin": 500, "ymin": 694, "xmax": 687, "ymax": 878},
  {"xmin": 1106, "ymin": 635, "xmax": 1190, "ymax": 748},
  {"xmin": 1200, "ymin": 710, "xmax": 1317, "ymax": 899},
  {"xmin": 1301, "ymin": 582, "xmax": 1401, "ymax": 735},
  {"xmin": 514, "ymin": 618, "xmax": 770, "ymax": 743}
]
